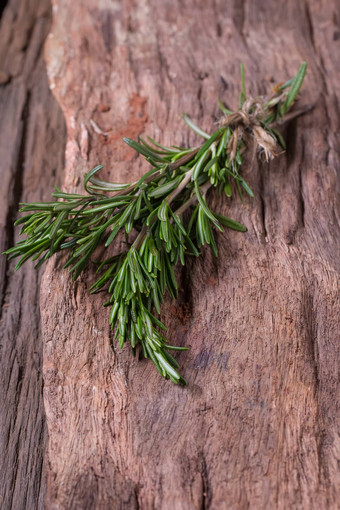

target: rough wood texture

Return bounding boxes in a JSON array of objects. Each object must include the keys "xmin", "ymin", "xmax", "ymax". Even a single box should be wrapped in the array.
[
  {"xmin": 41, "ymin": 1, "xmax": 340, "ymax": 508},
  {"xmin": 2, "ymin": 0, "xmax": 340, "ymax": 508},
  {"xmin": 0, "ymin": 1, "xmax": 66, "ymax": 508}
]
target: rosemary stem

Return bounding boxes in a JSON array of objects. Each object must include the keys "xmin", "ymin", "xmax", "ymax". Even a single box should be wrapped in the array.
[
  {"xmin": 174, "ymin": 180, "xmax": 211, "ymax": 216},
  {"xmin": 132, "ymin": 224, "xmax": 148, "ymax": 250},
  {"xmin": 169, "ymin": 148, "xmax": 199, "ymax": 170},
  {"xmin": 166, "ymin": 168, "xmax": 194, "ymax": 205}
]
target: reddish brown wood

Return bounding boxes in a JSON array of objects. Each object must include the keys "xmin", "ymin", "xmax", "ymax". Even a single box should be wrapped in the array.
[
  {"xmin": 0, "ymin": 1, "xmax": 66, "ymax": 508},
  {"xmin": 2, "ymin": 0, "xmax": 340, "ymax": 508}
]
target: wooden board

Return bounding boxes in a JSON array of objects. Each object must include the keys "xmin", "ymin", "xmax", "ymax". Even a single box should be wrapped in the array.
[
  {"xmin": 0, "ymin": 1, "xmax": 66, "ymax": 508},
  {"xmin": 2, "ymin": 0, "xmax": 340, "ymax": 508}
]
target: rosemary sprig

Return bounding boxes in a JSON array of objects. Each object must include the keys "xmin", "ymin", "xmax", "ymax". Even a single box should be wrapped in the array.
[{"xmin": 5, "ymin": 63, "xmax": 307, "ymax": 384}]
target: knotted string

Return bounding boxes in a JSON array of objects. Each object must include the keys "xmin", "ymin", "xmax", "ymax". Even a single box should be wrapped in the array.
[{"xmin": 220, "ymin": 98, "xmax": 280, "ymax": 162}]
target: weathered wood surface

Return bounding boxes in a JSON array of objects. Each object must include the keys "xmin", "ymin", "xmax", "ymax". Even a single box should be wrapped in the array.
[
  {"xmin": 42, "ymin": 1, "xmax": 340, "ymax": 508},
  {"xmin": 0, "ymin": 1, "xmax": 66, "ymax": 509},
  {"xmin": 2, "ymin": 0, "xmax": 340, "ymax": 508}
]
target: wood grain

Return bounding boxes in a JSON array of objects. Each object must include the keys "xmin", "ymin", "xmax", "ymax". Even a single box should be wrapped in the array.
[
  {"xmin": 2, "ymin": 0, "xmax": 340, "ymax": 508},
  {"xmin": 42, "ymin": 1, "xmax": 340, "ymax": 508},
  {"xmin": 0, "ymin": 1, "xmax": 66, "ymax": 508}
]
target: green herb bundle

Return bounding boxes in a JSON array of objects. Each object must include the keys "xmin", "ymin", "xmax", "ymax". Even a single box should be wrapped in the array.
[{"xmin": 5, "ymin": 63, "xmax": 307, "ymax": 384}]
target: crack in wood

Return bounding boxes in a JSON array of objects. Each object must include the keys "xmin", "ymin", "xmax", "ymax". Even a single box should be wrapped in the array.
[{"xmin": 0, "ymin": 91, "xmax": 30, "ymax": 321}]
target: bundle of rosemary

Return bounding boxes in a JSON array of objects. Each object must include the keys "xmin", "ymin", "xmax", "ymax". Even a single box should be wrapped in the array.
[{"xmin": 5, "ymin": 63, "xmax": 307, "ymax": 384}]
